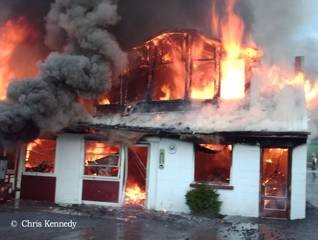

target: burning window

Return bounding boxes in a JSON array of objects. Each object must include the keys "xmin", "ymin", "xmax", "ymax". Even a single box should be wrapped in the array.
[
  {"xmin": 25, "ymin": 139, "xmax": 56, "ymax": 173},
  {"xmin": 191, "ymin": 36, "xmax": 220, "ymax": 100},
  {"xmin": 151, "ymin": 34, "xmax": 186, "ymax": 101},
  {"xmin": 124, "ymin": 47, "xmax": 149, "ymax": 103},
  {"xmin": 84, "ymin": 142, "xmax": 120, "ymax": 177},
  {"xmin": 195, "ymin": 144, "xmax": 232, "ymax": 184},
  {"xmin": 98, "ymin": 78, "xmax": 122, "ymax": 105},
  {"xmin": 97, "ymin": 30, "xmax": 258, "ymax": 109},
  {"xmin": 125, "ymin": 67, "xmax": 148, "ymax": 103}
]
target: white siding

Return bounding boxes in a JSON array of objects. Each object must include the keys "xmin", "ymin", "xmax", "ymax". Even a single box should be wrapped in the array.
[
  {"xmin": 147, "ymin": 140, "xmax": 261, "ymax": 216},
  {"xmin": 218, "ymin": 144, "xmax": 261, "ymax": 217},
  {"xmin": 147, "ymin": 138, "xmax": 194, "ymax": 213},
  {"xmin": 52, "ymin": 134, "xmax": 307, "ymax": 219},
  {"xmin": 290, "ymin": 144, "xmax": 307, "ymax": 220},
  {"xmin": 55, "ymin": 134, "xmax": 84, "ymax": 204}
]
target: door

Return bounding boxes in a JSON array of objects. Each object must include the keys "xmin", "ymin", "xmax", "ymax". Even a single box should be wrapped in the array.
[
  {"xmin": 124, "ymin": 146, "xmax": 148, "ymax": 206},
  {"xmin": 260, "ymin": 148, "xmax": 291, "ymax": 219},
  {"xmin": 82, "ymin": 141, "xmax": 125, "ymax": 205}
]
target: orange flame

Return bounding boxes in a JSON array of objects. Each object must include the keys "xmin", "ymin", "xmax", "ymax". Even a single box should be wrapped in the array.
[
  {"xmin": 25, "ymin": 139, "xmax": 55, "ymax": 172},
  {"xmin": 85, "ymin": 142, "xmax": 118, "ymax": 163},
  {"xmin": 219, "ymin": 0, "xmax": 248, "ymax": 100},
  {"xmin": 125, "ymin": 183, "xmax": 146, "ymax": 206},
  {"xmin": 98, "ymin": 97, "xmax": 111, "ymax": 105},
  {"xmin": 0, "ymin": 18, "xmax": 43, "ymax": 100},
  {"xmin": 159, "ymin": 85, "xmax": 171, "ymax": 100},
  {"xmin": 266, "ymin": 68, "xmax": 318, "ymax": 109},
  {"xmin": 26, "ymin": 139, "xmax": 44, "ymax": 161}
]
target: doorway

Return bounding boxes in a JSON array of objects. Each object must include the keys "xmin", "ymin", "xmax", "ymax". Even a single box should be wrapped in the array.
[
  {"xmin": 260, "ymin": 148, "xmax": 291, "ymax": 219},
  {"xmin": 124, "ymin": 146, "xmax": 148, "ymax": 206}
]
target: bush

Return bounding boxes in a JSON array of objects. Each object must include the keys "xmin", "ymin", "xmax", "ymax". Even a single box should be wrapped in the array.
[{"xmin": 185, "ymin": 186, "xmax": 222, "ymax": 216}]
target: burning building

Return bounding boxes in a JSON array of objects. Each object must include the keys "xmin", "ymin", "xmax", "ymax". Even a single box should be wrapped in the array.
[
  {"xmin": 0, "ymin": 0, "xmax": 312, "ymax": 220},
  {"xmin": 14, "ymin": 28, "xmax": 308, "ymax": 220}
]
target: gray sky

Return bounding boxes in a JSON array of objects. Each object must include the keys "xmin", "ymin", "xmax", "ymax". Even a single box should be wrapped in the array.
[{"xmin": 249, "ymin": 0, "xmax": 318, "ymax": 75}]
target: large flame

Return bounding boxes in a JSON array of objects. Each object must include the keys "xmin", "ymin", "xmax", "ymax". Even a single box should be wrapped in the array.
[
  {"xmin": 125, "ymin": 182, "xmax": 146, "ymax": 206},
  {"xmin": 0, "ymin": 18, "xmax": 44, "ymax": 100},
  {"xmin": 219, "ymin": 0, "xmax": 254, "ymax": 100}
]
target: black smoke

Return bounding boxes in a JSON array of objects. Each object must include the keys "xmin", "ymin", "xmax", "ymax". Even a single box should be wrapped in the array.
[
  {"xmin": 0, "ymin": 0, "xmax": 126, "ymax": 146},
  {"xmin": 114, "ymin": 0, "xmax": 254, "ymax": 49}
]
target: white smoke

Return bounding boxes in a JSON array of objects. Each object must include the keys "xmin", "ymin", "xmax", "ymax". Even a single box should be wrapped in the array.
[{"xmin": 249, "ymin": 0, "xmax": 318, "ymax": 75}]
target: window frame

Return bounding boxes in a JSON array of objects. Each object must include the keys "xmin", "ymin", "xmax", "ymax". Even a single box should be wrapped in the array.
[
  {"xmin": 193, "ymin": 143, "xmax": 234, "ymax": 188},
  {"xmin": 22, "ymin": 139, "xmax": 57, "ymax": 177},
  {"xmin": 83, "ymin": 141, "xmax": 122, "ymax": 180}
]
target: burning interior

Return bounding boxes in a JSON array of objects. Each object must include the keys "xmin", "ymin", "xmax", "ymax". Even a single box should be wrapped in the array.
[
  {"xmin": 25, "ymin": 139, "xmax": 56, "ymax": 174},
  {"xmin": 97, "ymin": 30, "xmax": 259, "ymax": 113},
  {"xmin": 13, "ymin": 27, "xmax": 308, "ymax": 220},
  {"xmin": 0, "ymin": 0, "xmax": 311, "ymax": 221}
]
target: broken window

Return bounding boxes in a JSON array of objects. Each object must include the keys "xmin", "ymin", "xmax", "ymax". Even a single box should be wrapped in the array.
[
  {"xmin": 84, "ymin": 142, "xmax": 120, "ymax": 177},
  {"xmin": 125, "ymin": 47, "xmax": 149, "ymax": 103},
  {"xmin": 190, "ymin": 36, "xmax": 219, "ymax": 100},
  {"xmin": 97, "ymin": 77, "xmax": 122, "ymax": 105},
  {"xmin": 151, "ymin": 35, "xmax": 186, "ymax": 101},
  {"xmin": 25, "ymin": 139, "xmax": 56, "ymax": 173},
  {"xmin": 195, "ymin": 144, "xmax": 232, "ymax": 184}
]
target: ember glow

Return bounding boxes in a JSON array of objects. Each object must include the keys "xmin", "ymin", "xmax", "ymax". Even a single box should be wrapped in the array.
[
  {"xmin": 125, "ymin": 183, "xmax": 146, "ymax": 206},
  {"xmin": 0, "ymin": 18, "xmax": 43, "ymax": 100},
  {"xmin": 98, "ymin": 97, "xmax": 111, "ymax": 105}
]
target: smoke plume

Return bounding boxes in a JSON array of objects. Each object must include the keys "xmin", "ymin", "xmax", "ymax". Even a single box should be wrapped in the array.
[{"xmin": 0, "ymin": 0, "xmax": 126, "ymax": 145}]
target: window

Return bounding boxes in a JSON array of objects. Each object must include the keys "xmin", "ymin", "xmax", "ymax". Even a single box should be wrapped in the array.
[
  {"xmin": 190, "ymin": 36, "xmax": 219, "ymax": 100},
  {"xmin": 25, "ymin": 139, "xmax": 56, "ymax": 173},
  {"xmin": 151, "ymin": 35, "xmax": 186, "ymax": 101},
  {"xmin": 195, "ymin": 144, "xmax": 232, "ymax": 184},
  {"xmin": 126, "ymin": 66, "xmax": 148, "ymax": 103},
  {"xmin": 84, "ymin": 142, "xmax": 120, "ymax": 177}
]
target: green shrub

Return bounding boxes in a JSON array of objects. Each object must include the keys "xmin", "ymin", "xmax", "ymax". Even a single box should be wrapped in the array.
[{"xmin": 185, "ymin": 186, "xmax": 222, "ymax": 216}]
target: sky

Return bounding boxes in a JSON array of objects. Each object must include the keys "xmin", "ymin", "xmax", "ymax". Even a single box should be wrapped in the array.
[{"xmin": 250, "ymin": 0, "xmax": 318, "ymax": 75}]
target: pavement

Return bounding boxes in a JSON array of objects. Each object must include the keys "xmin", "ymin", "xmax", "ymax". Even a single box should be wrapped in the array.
[
  {"xmin": 0, "ymin": 170, "xmax": 317, "ymax": 239},
  {"xmin": 307, "ymin": 169, "xmax": 318, "ymax": 208}
]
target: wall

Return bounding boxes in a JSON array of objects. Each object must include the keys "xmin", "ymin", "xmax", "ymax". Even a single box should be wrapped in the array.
[
  {"xmin": 290, "ymin": 144, "xmax": 307, "ymax": 220},
  {"xmin": 146, "ymin": 140, "xmax": 261, "ymax": 216},
  {"xmin": 55, "ymin": 134, "xmax": 84, "ymax": 204},
  {"xmin": 38, "ymin": 133, "xmax": 307, "ymax": 219},
  {"xmin": 218, "ymin": 144, "xmax": 261, "ymax": 217},
  {"xmin": 146, "ymin": 138, "xmax": 194, "ymax": 213},
  {"xmin": 20, "ymin": 175, "xmax": 56, "ymax": 202}
]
